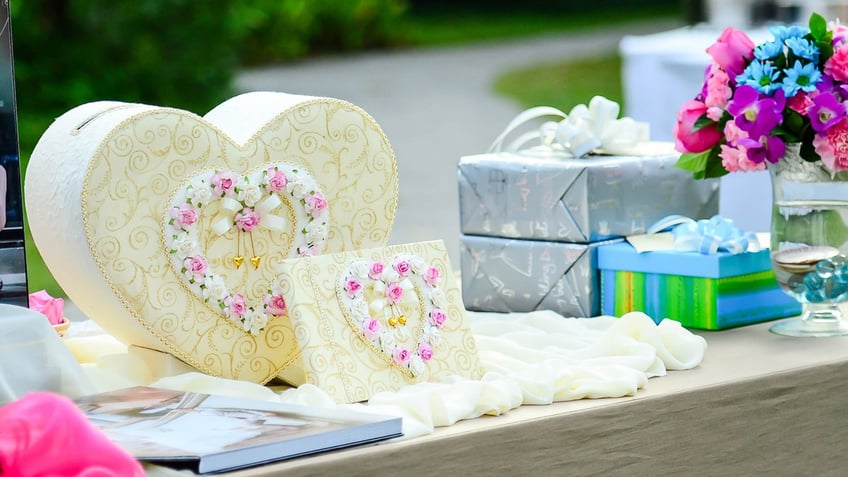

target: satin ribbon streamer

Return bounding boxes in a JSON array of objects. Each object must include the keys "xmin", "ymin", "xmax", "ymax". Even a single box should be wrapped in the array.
[
  {"xmin": 488, "ymin": 96, "xmax": 649, "ymax": 157},
  {"xmin": 647, "ymin": 215, "xmax": 761, "ymax": 255},
  {"xmin": 211, "ymin": 195, "xmax": 286, "ymax": 236}
]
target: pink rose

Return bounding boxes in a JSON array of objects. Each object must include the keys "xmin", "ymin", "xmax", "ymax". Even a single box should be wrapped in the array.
[
  {"xmin": 0, "ymin": 392, "xmax": 146, "ymax": 477},
  {"xmin": 673, "ymin": 100, "xmax": 722, "ymax": 154},
  {"xmin": 169, "ymin": 203, "xmax": 198, "ymax": 229},
  {"xmin": 703, "ymin": 64, "xmax": 731, "ymax": 121},
  {"xmin": 814, "ymin": 117, "xmax": 848, "ymax": 171},
  {"xmin": 418, "ymin": 342, "xmax": 433, "ymax": 362},
  {"xmin": 305, "ymin": 193, "xmax": 328, "ymax": 217},
  {"xmin": 423, "ymin": 266, "xmax": 441, "ymax": 287},
  {"xmin": 719, "ymin": 144, "xmax": 764, "ymax": 173},
  {"xmin": 788, "ymin": 90, "xmax": 817, "ymax": 115},
  {"xmin": 345, "ymin": 279, "xmax": 362, "ymax": 298},
  {"xmin": 264, "ymin": 293, "xmax": 287, "ymax": 316},
  {"xmin": 392, "ymin": 347, "xmax": 411, "ymax": 366},
  {"xmin": 183, "ymin": 256, "xmax": 209, "ymax": 278},
  {"xmin": 28, "ymin": 290, "xmax": 64, "ymax": 326},
  {"xmin": 363, "ymin": 318, "xmax": 381, "ymax": 341},
  {"xmin": 368, "ymin": 261, "xmax": 385, "ymax": 280},
  {"xmin": 393, "ymin": 259, "xmax": 411, "ymax": 277},
  {"xmin": 235, "ymin": 207, "xmax": 261, "ymax": 232},
  {"xmin": 429, "ymin": 308, "xmax": 447, "ymax": 328},
  {"xmin": 706, "ymin": 27, "xmax": 754, "ymax": 79},
  {"xmin": 386, "ymin": 283, "xmax": 404, "ymax": 304},
  {"xmin": 723, "ymin": 120, "xmax": 748, "ymax": 144},
  {"xmin": 266, "ymin": 168, "xmax": 288, "ymax": 193},
  {"xmin": 225, "ymin": 293, "xmax": 247, "ymax": 317},
  {"xmin": 211, "ymin": 171, "xmax": 239, "ymax": 196},
  {"xmin": 825, "ymin": 44, "xmax": 848, "ymax": 82}
]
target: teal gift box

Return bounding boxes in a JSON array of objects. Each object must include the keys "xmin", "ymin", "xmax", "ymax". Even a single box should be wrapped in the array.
[{"xmin": 597, "ymin": 242, "xmax": 801, "ymax": 330}]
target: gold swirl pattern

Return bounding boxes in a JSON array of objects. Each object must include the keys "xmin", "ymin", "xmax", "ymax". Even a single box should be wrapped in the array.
[
  {"xmin": 80, "ymin": 97, "xmax": 398, "ymax": 384},
  {"xmin": 276, "ymin": 241, "xmax": 483, "ymax": 403}
]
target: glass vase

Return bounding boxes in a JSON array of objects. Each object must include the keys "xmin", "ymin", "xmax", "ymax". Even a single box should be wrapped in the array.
[{"xmin": 769, "ymin": 143, "xmax": 848, "ymax": 337}]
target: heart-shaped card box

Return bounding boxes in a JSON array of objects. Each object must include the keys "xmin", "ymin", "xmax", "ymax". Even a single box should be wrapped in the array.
[{"xmin": 25, "ymin": 92, "xmax": 399, "ymax": 383}]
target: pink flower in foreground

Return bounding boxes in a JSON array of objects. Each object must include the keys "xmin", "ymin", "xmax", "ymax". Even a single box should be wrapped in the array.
[
  {"xmin": 393, "ymin": 259, "xmax": 411, "ymax": 277},
  {"xmin": 305, "ymin": 193, "xmax": 328, "ymax": 217},
  {"xmin": 183, "ymin": 256, "xmax": 209, "ymax": 278},
  {"xmin": 0, "ymin": 392, "xmax": 146, "ymax": 477},
  {"xmin": 706, "ymin": 26, "xmax": 755, "ymax": 79},
  {"xmin": 704, "ymin": 64, "xmax": 732, "ymax": 120},
  {"xmin": 429, "ymin": 308, "xmax": 447, "ymax": 328},
  {"xmin": 28, "ymin": 290, "xmax": 64, "ymax": 326},
  {"xmin": 814, "ymin": 116, "xmax": 848, "ymax": 171}
]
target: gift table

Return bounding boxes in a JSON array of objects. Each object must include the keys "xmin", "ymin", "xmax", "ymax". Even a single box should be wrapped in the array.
[{"xmin": 224, "ymin": 320, "xmax": 848, "ymax": 476}]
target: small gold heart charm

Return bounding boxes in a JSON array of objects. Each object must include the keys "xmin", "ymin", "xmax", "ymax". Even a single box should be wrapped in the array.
[
  {"xmin": 250, "ymin": 256, "xmax": 261, "ymax": 269},
  {"xmin": 398, "ymin": 315, "xmax": 407, "ymax": 326},
  {"xmin": 233, "ymin": 256, "xmax": 245, "ymax": 268},
  {"xmin": 388, "ymin": 317, "xmax": 398, "ymax": 327}
]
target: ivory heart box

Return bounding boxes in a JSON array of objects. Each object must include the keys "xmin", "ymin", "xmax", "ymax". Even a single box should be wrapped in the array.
[
  {"xmin": 276, "ymin": 240, "xmax": 483, "ymax": 403},
  {"xmin": 25, "ymin": 92, "xmax": 399, "ymax": 383}
]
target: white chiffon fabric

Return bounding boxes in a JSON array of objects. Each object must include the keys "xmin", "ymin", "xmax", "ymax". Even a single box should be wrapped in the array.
[{"xmin": 62, "ymin": 310, "xmax": 706, "ymax": 443}]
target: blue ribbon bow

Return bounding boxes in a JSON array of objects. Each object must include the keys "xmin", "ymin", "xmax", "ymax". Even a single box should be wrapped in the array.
[{"xmin": 647, "ymin": 215, "xmax": 761, "ymax": 255}]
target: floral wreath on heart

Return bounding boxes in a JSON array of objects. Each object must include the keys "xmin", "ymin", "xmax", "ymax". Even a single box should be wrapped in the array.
[
  {"xmin": 339, "ymin": 254, "xmax": 446, "ymax": 376},
  {"xmin": 166, "ymin": 165, "xmax": 329, "ymax": 334}
]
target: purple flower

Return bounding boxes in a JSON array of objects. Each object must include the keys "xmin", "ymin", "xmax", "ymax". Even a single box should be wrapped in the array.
[
  {"xmin": 738, "ymin": 134, "xmax": 786, "ymax": 164},
  {"xmin": 808, "ymin": 92, "xmax": 847, "ymax": 132},
  {"xmin": 727, "ymin": 85, "xmax": 785, "ymax": 139}
]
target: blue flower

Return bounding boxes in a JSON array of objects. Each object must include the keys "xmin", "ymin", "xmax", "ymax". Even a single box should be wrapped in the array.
[
  {"xmin": 754, "ymin": 40, "xmax": 784, "ymax": 60},
  {"xmin": 737, "ymin": 60, "xmax": 782, "ymax": 95},
  {"xmin": 770, "ymin": 25, "xmax": 810, "ymax": 43},
  {"xmin": 785, "ymin": 37, "xmax": 819, "ymax": 61},
  {"xmin": 781, "ymin": 61, "xmax": 823, "ymax": 97}
]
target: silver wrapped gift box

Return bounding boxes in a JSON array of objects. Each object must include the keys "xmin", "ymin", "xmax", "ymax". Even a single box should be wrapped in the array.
[
  {"xmin": 460, "ymin": 234, "xmax": 621, "ymax": 317},
  {"xmin": 458, "ymin": 149, "xmax": 720, "ymax": 243}
]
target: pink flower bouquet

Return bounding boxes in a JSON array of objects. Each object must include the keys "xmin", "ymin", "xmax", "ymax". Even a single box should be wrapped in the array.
[{"xmin": 674, "ymin": 13, "xmax": 848, "ymax": 178}]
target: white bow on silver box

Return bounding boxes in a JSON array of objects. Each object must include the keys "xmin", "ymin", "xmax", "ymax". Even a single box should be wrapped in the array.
[{"xmin": 488, "ymin": 96, "xmax": 650, "ymax": 157}]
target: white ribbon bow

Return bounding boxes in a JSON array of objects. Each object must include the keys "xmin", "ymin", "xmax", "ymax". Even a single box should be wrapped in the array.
[
  {"xmin": 211, "ymin": 195, "xmax": 286, "ymax": 236},
  {"xmin": 488, "ymin": 96, "xmax": 650, "ymax": 157}
]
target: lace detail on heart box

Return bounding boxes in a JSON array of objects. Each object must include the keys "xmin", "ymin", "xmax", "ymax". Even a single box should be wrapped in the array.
[
  {"xmin": 165, "ymin": 165, "xmax": 329, "ymax": 334},
  {"xmin": 338, "ymin": 254, "xmax": 447, "ymax": 377}
]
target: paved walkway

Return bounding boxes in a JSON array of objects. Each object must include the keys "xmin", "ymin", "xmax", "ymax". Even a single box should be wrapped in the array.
[{"xmin": 236, "ymin": 19, "xmax": 682, "ymax": 266}]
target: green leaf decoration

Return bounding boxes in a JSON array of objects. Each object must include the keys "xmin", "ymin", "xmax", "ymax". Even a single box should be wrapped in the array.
[
  {"xmin": 810, "ymin": 12, "xmax": 828, "ymax": 40},
  {"xmin": 692, "ymin": 113, "xmax": 715, "ymax": 132},
  {"xmin": 676, "ymin": 147, "xmax": 727, "ymax": 179}
]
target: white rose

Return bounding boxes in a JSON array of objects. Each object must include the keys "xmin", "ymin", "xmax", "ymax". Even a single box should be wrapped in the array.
[
  {"xmin": 170, "ymin": 235, "xmax": 198, "ymax": 258},
  {"xmin": 286, "ymin": 177, "xmax": 309, "ymax": 198},
  {"xmin": 430, "ymin": 288, "xmax": 448, "ymax": 309},
  {"xmin": 381, "ymin": 268, "xmax": 400, "ymax": 284},
  {"xmin": 245, "ymin": 311, "xmax": 268, "ymax": 334},
  {"xmin": 202, "ymin": 275, "xmax": 228, "ymax": 302},
  {"xmin": 423, "ymin": 325, "xmax": 441, "ymax": 345},
  {"xmin": 351, "ymin": 299, "xmax": 370, "ymax": 321},
  {"xmin": 369, "ymin": 298, "xmax": 385, "ymax": 316},
  {"xmin": 409, "ymin": 256, "xmax": 427, "ymax": 274},
  {"xmin": 238, "ymin": 184, "xmax": 263, "ymax": 207},
  {"xmin": 408, "ymin": 355, "xmax": 425, "ymax": 376},
  {"xmin": 305, "ymin": 221, "xmax": 328, "ymax": 245},
  {"xmin": 379, "ymin": 330, "xmax": 396, "ymax": 350},
  {"xmin": 187, "ymin": 183, "xmax": 212, "ymax": 207},
  {"xmin": 349, "ymin": 260, "xmax": 370, "ymax": 280},
  {"xmin": 373, "ymin": 281, "xmax": 386, "ymax": 295}
]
